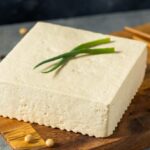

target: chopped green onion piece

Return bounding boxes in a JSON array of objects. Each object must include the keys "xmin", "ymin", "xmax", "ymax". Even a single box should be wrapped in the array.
[{"xmin": 34, "ymin": 38, "xmax": 115, "ymax": 73}]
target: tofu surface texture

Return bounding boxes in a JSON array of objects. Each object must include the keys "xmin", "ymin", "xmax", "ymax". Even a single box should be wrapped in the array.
[{"xmin": 0, "ymin": 22, "xmax": 147, "ymax": 137}]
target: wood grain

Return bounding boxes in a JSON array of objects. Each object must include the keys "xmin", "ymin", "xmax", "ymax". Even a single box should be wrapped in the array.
[{"xmin": 0, "ymin": 24, "xmax": 150, "ymax": 150}]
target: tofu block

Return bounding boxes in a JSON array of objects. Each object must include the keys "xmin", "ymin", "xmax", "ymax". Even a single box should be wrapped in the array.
[{"xmin": 0, "ymin": 22, "xmax": 147, "ymax": 137}]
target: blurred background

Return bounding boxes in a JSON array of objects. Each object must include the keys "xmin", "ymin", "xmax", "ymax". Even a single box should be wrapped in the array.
[{"xmin": 0, "ymin": 0, "xmax": 150, "ymax": 25}]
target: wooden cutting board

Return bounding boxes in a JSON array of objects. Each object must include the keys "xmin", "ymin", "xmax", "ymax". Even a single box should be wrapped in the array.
[{"xmin": 0, "ymin": 24, "xmax": 150, "ymax": 150}]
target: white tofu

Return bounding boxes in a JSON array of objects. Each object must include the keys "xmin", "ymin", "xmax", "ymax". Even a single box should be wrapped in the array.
[{"xmin": 0, "ymin": 22, "xmax": 147, "ymax": 137}]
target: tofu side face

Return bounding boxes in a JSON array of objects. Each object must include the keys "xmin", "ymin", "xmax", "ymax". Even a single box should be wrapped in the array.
[{"xmin": 0, "ymin": 22, "xmax": 147, "ymax": 137}]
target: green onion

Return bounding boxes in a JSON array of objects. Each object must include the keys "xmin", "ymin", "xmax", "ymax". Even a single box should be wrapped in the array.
[
  {"xmin": 34, "ymin": 38, "xmax": 115, "ymax": 73},
  {"xmin": 73, "ymin": 38, "xmax": 111, "ymax": 50}
]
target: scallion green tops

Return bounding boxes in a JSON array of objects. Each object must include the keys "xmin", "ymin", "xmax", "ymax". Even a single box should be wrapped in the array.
[{"xmin": 34, "ymin": 38, "xmax": 115, "ymax": 73}]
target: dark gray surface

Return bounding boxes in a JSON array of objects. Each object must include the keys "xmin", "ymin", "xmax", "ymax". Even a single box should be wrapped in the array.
[
  {"xmin": 0, "ymin": 9, "xmax": 150, "ymax": 150},
  {"xmin": 0, "ymin": 0, "xmax": 150, "ymax": 25},
  {"xmin": 0, "ymin": 9, "xmax": 150, "ymax": 56}
]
